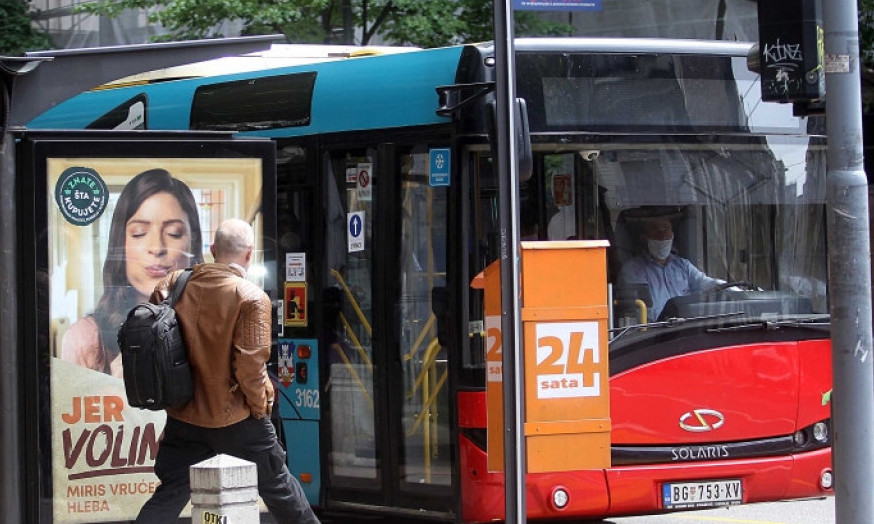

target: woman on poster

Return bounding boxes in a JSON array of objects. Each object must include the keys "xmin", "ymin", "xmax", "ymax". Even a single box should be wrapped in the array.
[{"xmin": 60, "ymin": 168, "xmax": 204, "ymax": 376}]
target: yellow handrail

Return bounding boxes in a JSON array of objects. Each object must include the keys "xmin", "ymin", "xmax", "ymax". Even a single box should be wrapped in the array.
[
  {"xmin": 635, "ymin": 299, "xmax": 648, "ymax": 325},
  {"xmin": 404, "ymin": 336, "xmax": 449, "ymax": 484},
  {"xmin": 338, "ymin": 312, "xmax": 373, "ymax": 371},
  {"xmin": 407, "ymin": 338, "xmax": 442, "ymax": 399},
  {"xmin": 406, "ymin": 367, "xmax": 448, "ymax": 437},
  {"xmin": 330, "ymin": 268, "xmax": 372, "ymax": 336},
  {"xmin": 329, "ymin": 343, "xmax": 373, "ymax": 408},
  {"xmin": 403, "ymin": 314, "xmax": 436, "ymax": 362}
]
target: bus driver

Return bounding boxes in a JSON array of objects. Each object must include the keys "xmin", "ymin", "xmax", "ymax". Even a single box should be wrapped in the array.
[{"xmin": 618, "ymin": 215, "xmax": 724, "ymax": 321}]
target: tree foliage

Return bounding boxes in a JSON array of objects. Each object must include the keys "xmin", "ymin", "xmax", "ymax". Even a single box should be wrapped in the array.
[
  {"xmin": 1, "ymin": 0, "xmax": 52, "ymax": 55},
  {"xmin": 76, "ymin": 0, "xmax": 573, "ymax": 47}
]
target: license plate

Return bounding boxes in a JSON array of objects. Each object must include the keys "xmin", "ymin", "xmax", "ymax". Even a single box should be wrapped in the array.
[{"xmin": 662, "ymin": 479, "xmax": 742, "ymax": 509}]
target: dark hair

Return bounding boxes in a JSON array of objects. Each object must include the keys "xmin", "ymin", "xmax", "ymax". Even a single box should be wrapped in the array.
[{"xmin": 91, "ymin": 168, "xmax": 204, "ymax": 373}]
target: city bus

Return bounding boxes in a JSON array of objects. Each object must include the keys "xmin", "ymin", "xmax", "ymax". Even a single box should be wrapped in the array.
[{"xmin": 28, "ymin": 38, "xmax": 833, "ymax": 523}]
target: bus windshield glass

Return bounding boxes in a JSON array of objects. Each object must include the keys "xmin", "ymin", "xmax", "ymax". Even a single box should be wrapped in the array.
[
  {"xmin": 470, "ymin": 132, "xmax": 827, "ymax": 356},
  {"xmin": 591, "ymin": 137, "xmax": 826, "ymax": 326},
  {"xmin": 516, "ymin": 50, "xmax": 806, "ymax": 134}
]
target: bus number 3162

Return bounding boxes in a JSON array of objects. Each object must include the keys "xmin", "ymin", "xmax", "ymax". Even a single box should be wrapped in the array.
[{"xmin": 295, "ymin": 389, "xmax": 320, "ymax": 409}]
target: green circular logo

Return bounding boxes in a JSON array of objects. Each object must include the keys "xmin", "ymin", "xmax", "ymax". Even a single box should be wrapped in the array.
[{"xmin": 55, "ymin": 167, "xmax": 109, "ymax": 226}]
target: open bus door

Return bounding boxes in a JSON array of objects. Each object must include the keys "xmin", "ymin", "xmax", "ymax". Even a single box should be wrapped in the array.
[{"xmin": 15, "ymin": 131, "xmax": 276, "ymax": 523}]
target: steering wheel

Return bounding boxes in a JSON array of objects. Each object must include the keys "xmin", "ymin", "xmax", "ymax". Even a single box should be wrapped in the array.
[{"xmin": 708, "ymin": 280, "xmax": 761, "ymax": 292}]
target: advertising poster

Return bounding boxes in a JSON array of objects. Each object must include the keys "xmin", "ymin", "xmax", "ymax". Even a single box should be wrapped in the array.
[{"xmin": 46, "ymin": 155, "xmax": 266, "ymax": 523}]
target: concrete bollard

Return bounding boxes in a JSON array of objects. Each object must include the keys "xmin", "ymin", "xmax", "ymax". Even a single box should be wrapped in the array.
[{"xmin": 190, "ymin": 454, "xmax": 259, "ymax": 524}]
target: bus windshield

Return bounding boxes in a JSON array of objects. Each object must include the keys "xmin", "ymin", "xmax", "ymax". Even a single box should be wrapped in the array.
[{"xmin": 469, "ymin": 132, "xmax": 827, "ymax": 355}]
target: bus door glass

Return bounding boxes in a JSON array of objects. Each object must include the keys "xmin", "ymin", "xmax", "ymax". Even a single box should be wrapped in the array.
[
  {"xmin": 321, "ymin": 144, "xmax": 451, "ymax": 511},
  {"xmin": 323, "ymin": 149, "xmax": 378, "ymax": 484},
  {"xmin": 397, "ymin": 146, "xmax": 450, "ymax": 491}
]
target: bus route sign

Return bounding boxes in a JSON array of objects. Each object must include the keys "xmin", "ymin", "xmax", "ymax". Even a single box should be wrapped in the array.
[{"xmin": 514, "ymin": 0, "xmax": 602, "ymax": 11}]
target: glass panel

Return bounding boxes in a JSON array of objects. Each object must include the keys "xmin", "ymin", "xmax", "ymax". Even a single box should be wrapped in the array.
[
  {"xmin": 599, "ymin": 138, "xmax": 828, "ymax": 325},
  {"xmin": 397, "ymin": 148, "xmax": 450, "ymax": 487},
  {"xmin": 534, "ymin": 2, "xmax": 759, "ymax": 42},
  {"xmin": 517, "ymin": 53, "xmax": 804, "ymax": 135},
  {"xmin": 465, "ymin": 153, "xmax": 497, "ymax": 378},
  {"xmin": 191, "ymin": 72, "xmax": 316, "ymax": 131},
  {"xmin": 324, "ymin": 151, "xmax": 377, "ymax": 481},
  {"xmin": 543, "ymin": 153, "xmax": 579, "ymax": 241},
  {"xmin": 45, "ymin": 157, "xmax": 264, "ymax": 520},
  {"xmin": 465, "ymin": 134, "xmax": 827, "ymax": 371}
]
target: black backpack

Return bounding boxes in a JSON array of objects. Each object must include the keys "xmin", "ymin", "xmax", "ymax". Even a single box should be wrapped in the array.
[{"xmin": 118, "ymin": 269, "xmax": 194, "ymax": 410}]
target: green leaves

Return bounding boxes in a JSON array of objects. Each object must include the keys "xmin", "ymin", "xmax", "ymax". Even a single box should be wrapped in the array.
[
  {"xmin": 71, "ymin": 0, "xmax": 572, "ymax": 48},
  {"xmin": 1, "ymin": 0, "xmax": 52, "ymax": 55}
]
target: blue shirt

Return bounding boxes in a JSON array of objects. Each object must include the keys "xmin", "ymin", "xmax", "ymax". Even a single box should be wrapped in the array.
[{"xmin": 618, "ymin": 254, "xmax": 724, "ymax": 321}]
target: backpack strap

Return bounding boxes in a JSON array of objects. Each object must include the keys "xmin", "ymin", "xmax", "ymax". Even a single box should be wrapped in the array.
[{"xmin": 167, "ymin": 268, "xmax": 193, "ymax": 307}]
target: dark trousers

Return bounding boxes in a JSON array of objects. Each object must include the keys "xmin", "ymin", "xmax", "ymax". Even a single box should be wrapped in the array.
[{"xmin": 135, "ymin": 415, "xmax": 320, "ymax": 524}]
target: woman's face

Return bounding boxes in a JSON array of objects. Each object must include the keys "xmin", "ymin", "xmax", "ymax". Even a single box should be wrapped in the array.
[{"xmin": 125, "ymin": 191, "xmax": 193, "ymax": 298}]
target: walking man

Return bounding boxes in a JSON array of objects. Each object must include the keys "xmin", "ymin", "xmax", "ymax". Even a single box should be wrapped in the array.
[{"xmin": 136, "ymin": 218, "xmax": 319, "ymax": 523}]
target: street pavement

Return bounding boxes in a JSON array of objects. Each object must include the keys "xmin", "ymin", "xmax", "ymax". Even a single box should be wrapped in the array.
[
  {"xmin": 604, "ymin": 497, "xmax": 834, "ymax": 524},
  {"xmin": 310, "ymin": 496, "xmax": 835, "ymax": 523}
]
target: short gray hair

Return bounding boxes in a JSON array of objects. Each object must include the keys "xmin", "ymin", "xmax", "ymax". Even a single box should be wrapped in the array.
[{"xmin": 213, "ymin": 218, "xmax": 254, "ymax": 257}]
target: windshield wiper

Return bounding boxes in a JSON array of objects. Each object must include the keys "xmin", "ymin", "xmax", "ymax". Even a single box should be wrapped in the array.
[
  {"xmin": 707, "ymin": 315, "xmax": 831, "ymax": 333},
  {"xmin": 609, "ymin": 311, "xmax": 745, "ymax": 342}
]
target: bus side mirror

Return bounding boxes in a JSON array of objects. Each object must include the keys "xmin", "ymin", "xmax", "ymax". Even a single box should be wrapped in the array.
[
  {"xmin": 516, "ymin": 98, "xmax": 533, "ymax": 182},
  {"xmin": 487, "ymin": 98, "xmax": 533, "ymax": 183}
]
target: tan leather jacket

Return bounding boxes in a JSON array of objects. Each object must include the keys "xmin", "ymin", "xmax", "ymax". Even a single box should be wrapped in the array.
[{"xmin": 150, "ymin": 264, "xmax": 274, "ymax": 428}]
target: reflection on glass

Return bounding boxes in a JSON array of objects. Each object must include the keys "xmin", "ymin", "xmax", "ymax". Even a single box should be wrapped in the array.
[
  {"xmin": 398, "ymin": 150, "xmax": 450, "ymax": 487},
  {"xmin": 326, "ymin": 153, "xmax": 377, "ymax": 481},
  {"xmin": 467, "ymin": 133, "xmax": 828, "ymax": 370}
]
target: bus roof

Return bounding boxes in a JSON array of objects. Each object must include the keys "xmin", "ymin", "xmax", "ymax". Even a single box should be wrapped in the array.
[{"xmin": 99, "ymin": 44, "xmax": 421, "ymax": 88}]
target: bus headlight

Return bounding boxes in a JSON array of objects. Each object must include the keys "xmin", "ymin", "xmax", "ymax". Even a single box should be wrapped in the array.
[
  {"xmin": 812, "ymin": 422, "xmax": 829, "ymax": 443},
  {"xmin": 551, "ymin": 487, "xmax": 569, "ymax": 510}
]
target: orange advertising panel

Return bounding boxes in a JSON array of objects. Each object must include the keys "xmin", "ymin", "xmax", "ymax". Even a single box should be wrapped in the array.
[
  {"xmin": 481, "ymin": 240, "xmax": 611, "ymax": 473},
  {"xmin": 521, "ymin": 240, "xmax": 611, "ymax": 472},
  {"xmin": 473, "ymin": 261, "xmax": 505, "ymax": 472}
]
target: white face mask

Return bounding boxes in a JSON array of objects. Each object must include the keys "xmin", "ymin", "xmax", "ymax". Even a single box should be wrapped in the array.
[{"xmin": 647, "ymin": 237, "xmax": 672, "ymax": 260}]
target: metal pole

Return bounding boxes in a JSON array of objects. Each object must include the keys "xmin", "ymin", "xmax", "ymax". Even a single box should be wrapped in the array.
[
  {"xmin": 493, "ymin": 1, "xmax": 526, "ymax": 523},
  {"xmin": 822, "ymin": 2, "xmax": 874, "ymax": 523},
  {"xmin": 0, "ymin": 57, "xmax": 48, "ymax": 524},
  {"xmin": 0, "ymin": 79, "xmax": 23, "ymax": 524}
]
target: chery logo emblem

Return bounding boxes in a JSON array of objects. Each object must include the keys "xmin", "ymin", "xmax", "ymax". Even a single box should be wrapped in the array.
[{"xmin": 679, "ymin": 409, "xmax": 725, "ymax": 432}]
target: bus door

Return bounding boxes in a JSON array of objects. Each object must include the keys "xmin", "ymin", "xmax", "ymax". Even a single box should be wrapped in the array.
[{"xmin": 319, "ymin": 142, "xmax": 453, "ymax": 516}]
